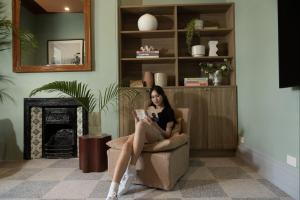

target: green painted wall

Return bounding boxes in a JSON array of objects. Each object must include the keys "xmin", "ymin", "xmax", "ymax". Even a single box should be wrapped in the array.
[
  {"xmin": 21, "ymin": 7, "xmax": 84, "ymax": 65},
  {"xmin": 0, "ymin": 0, "xmax": 118, "ymax": 160},
  {"xmin": 0, "ymin": 0, "xmax": 299, "ymax": 171},
  {"xmin": 20, "ymin": 6, "xmax": 36, "ymax": 65},
  {"xmin": 230, "ymin": 0, "xmax": 299, "ymax": 169}
]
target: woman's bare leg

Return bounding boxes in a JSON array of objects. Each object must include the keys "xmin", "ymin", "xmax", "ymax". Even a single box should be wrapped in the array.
[
  {"xmin": 112, "ymin": 135, "xmax": 134, "ymax": 183},
  {"xmin": 130, "ymin": 121, "xmax": 147, "ymax": 165}
]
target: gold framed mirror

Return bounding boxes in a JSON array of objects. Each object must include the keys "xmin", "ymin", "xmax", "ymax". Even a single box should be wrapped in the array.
[{"xmin": 12, "ymin": 0, "xmax": 91, "ymax": 72}]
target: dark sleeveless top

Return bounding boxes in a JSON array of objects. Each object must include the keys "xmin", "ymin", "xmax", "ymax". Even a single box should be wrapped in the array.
[{"xmin": 156, "ymin": 107, "xmax": 175, "ymax": 130}]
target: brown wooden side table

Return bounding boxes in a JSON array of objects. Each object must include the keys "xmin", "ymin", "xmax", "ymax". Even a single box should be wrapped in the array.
[{"xmin": 79, "ymin": 134, "xmax": 111, "ymax": 173}]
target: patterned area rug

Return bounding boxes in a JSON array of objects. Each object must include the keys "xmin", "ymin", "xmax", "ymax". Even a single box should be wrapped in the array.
[{"xmin": 0, "ymin": 157, "xmax": 293, "ymax": 200}]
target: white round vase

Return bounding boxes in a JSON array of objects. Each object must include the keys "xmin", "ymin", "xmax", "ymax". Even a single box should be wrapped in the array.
[{"xmin": 137, "ymin": 13, "xmax": 158, "ymax": 31}]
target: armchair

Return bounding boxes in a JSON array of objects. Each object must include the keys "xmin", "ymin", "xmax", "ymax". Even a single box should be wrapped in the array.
[{"xmin": 106, "ymin": 108, "xmax": 191, "ymax": 190}]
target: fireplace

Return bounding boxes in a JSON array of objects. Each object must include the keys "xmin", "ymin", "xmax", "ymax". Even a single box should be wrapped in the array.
[{"xmin": 24, "ymin": 98, "xmax": 88, "ymax": 159}]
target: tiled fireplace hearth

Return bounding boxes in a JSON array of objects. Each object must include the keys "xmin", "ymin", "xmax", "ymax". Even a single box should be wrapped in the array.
[{"xmin": 24, "ymin": 98, "xmax": 88, "ymax": 159}]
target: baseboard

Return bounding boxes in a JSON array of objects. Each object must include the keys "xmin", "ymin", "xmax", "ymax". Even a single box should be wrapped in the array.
[{"xmin": 237, "ymin": 144, "xmax": 299, "ymax": 200}]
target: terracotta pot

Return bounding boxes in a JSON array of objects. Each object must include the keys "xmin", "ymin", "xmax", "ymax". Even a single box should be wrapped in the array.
[{"xmin": 143, "ymin": 71, "xmax": 154, "ymax": 87}]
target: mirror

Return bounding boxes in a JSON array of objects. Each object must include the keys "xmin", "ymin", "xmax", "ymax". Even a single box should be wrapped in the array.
[{"xmin": 12, "ymin": 0, "xmax": 91, "ymax": 72}]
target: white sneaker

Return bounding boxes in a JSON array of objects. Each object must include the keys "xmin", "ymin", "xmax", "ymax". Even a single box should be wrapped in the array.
[
  {"xmin": 118, "ymin": 170, "xmax": 136, "ymax": 196},
  {"xmin": 106, "ymin": 192, "xmax": 118, "ymax": 200}
]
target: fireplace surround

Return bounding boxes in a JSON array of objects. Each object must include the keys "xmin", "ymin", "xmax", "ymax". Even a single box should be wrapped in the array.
[{"xmin": 24, "ymin": 98, "xmax": 88, "ymax": 159}]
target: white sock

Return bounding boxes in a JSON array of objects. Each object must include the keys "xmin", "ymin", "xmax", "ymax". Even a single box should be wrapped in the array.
[
  {"xmin": 107, "ymin": 181, "xmax": 119, "ymax": 197},
  {"xmin": 126, "ymin": 164, "xmax": 136, "ymax": 175}
]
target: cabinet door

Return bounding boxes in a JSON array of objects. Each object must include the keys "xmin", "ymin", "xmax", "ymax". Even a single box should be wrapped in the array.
[
  {"xmin": 208, "ymin": 87, "xmax": 237, "ymax": 149},
  {"xmin": 173, "ymin": 88, "xmax": 209, "ymax": 149}
]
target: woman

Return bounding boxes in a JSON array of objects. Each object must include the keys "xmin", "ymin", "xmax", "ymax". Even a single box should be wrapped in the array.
[{"xmin": 106, "ymin": 85, "xmax": 176, "ymax": 200}]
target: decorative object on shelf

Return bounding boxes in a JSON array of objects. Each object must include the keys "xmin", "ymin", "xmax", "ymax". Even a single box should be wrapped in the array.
[
  {"xmin": 143, "ymin": 71, "xmax": 154, "ymax": 87},
  {"xmin": 136, "ymin": 45, "xmax": 159, "ymax": 58},
  {"xmin": 137, "ymin": 13, "xmax": 158, "ymax": 31},
  {"xmin": 208, "ymin": 40, "xmax": 218, "ymax": 56},
  {"xmin": 184, "ymin": 77, "xmax": 208, "ymax": 86},
  {"xmin": 185, "ymin": 19, "xmax": 201, "ymax": 54},
  {"xmin": 192, "ymin": 45, "xmax": 205, "ymax": 57},
  {"xmin": 130, "ymin": 80, "xmax": 144, "ymax": 87},
  {"xmin": 199, "ymin": 59, "xmax": 232, "ymax": 85},
  {"xmin": 154, "ymin": 73, "xmax": 167, "ymax": 87},
  {"xmin": 194, "ymin": 19, "xmax": 204, "ymax": 29},
  {"xmin": 212, "ymin": 70, "xmax": 222, "ymax": 86}
]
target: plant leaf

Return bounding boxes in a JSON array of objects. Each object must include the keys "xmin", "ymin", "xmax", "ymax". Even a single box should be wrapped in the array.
[{"xmin": 29, "ymin": 81, "xmax": 96, "ymax": 112}]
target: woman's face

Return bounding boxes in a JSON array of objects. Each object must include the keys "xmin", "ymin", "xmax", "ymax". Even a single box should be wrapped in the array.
[{"xmin": 151, "ymin": 90, "xmax": 163, "ymax": 107}]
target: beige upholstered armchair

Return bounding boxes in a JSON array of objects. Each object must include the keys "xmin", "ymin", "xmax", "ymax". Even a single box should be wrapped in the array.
[{"xmin": 106, "ymin": 108, "xmax": 191, "ymax": 190}]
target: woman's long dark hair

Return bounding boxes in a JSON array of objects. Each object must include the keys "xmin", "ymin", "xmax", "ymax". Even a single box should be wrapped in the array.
[
  {"xmin": 148, "ymin": 85, "xmax": 172, "ymax": 109},
  {"xmin": 148, "ymin": 85, "xmax": 176, "ymax": 125}
]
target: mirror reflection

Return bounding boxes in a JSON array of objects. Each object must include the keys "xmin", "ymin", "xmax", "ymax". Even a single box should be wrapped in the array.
[{"xmin": 20, "ymin": 0, "xmax": 84, "ymax": 66}]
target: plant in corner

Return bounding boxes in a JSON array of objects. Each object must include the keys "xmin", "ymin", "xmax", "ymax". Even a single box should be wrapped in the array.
[
  {"xmin": 0, "ymin": 1, "xmax": 37, "ymax": 103},
  {"xmin": 29, "ymin": 81, "xmax": 139, "ymax": 134}
]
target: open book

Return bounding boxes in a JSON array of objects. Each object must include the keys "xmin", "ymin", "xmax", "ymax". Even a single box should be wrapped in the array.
[{"xmin": 135, "ymin": 107, "xmax": 158, "ymax": 121}]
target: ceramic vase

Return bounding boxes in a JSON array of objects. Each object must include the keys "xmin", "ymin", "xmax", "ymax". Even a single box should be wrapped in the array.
[
  {"xmin": 213, "ymin": 70, "xmax": 223, "ymax": 86},
  {"xmin": 192, "ymin": 45, "xmax": 205, "ymax": 57},
  {"xmin": 143, "ymin": 71, "xmax": 154, "ymax": 87},
  {"xmin": 154, "ymin": 73, "xmax": 167, "ymax": 87},
  {"xmin": 137, "ymin": 13, "xmax": 158, "ymax": 31}
]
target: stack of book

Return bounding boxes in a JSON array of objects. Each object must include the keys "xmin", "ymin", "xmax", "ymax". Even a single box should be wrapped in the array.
[
  {"xmin": 136, "ymin": 50, "xmax": 159, "ymax": 58},
  {"xmin": 184, "ymin": 77, "xmax": 208, "ymax": 86}
]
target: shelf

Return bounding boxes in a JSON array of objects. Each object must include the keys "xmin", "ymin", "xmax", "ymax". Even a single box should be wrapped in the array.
[
  {"xmin": 121, "ymin": 30, "xmax": 175, "ymax": 38},
  {"xmin": 120, "ymin": 5, "xmax": 174, "ymax": 15},
  {"xmin": 121, "ymin": 57, "xmax": 175, "ymax": 64},
  {"xmin": 177, "ymin": 3, "xmax": 233, "ymax": 14},
  {"xmin": 121, "ymin": 85, "xmax": 236, "ymax": 89},
  {"xmin": 179, "ymin": 56, "xmax": 232, "ymax": 61},
  {"xmin": 178, "ymin": 28, "xmax": 232, "ymax": 36}
]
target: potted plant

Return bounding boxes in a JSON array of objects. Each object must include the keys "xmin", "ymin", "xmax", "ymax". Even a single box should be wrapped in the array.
[
  {"xmin": 0, "ymin": 1, "xmax": 37, "ymax": 103},
  {"xmin": 185, "ymin": 19, "xmax": 205, "ymax": 56},
  {"xmin": 29, "ymin": 81, "xmax": 139, "ymax": 134},
  {"xmin": 199, "ymin": 59, "xmax": 232, "ymax": 85}
]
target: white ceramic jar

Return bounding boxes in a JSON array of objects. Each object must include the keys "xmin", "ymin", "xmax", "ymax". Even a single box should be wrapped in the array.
[
  {"xmin": 192, "ymin": 45, "xmax": 205, "ymax": 57},
  {"xmin": 154, "ymin": 73, "xmax": 167, "ymax": 87},
  {"xmin": 137, "ymin": 13, "xmax": 158, "ymax": 31}
]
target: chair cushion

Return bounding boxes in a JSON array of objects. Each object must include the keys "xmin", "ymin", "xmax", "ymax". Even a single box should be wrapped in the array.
[{"xmin": 106, "ymin": 133, "xmax": 188, "ymax": 153}]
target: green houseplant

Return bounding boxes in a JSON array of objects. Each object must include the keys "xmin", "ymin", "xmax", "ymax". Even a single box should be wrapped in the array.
[
  {"xmin": 199, "ymin": 59, "xmax": 232, "ymax": 85},
  {"xmin": 29, "ymin": 81, "xmax": 139, "ymax": 134},
  {"xmin": 185, "ymin": 19, "xmax": 201, "ymax": 54},
  {"xmin": 0, "ymin": 1, "xmax": 37, "ymax": 103}
]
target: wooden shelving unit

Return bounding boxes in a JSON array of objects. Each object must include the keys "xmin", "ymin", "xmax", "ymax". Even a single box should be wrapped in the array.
[
  {"xmin": 119, "ymin": 3, "xmax": 235, "ymax": 87},
  {"xmin": 118, "ymin": 3, "xmax": 238, "ymax": 154}
]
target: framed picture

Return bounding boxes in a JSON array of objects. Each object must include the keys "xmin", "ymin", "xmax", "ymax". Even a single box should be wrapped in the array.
[{"xmin": 47, "ymin": 39, "xmax": 84, "ymax": 65}]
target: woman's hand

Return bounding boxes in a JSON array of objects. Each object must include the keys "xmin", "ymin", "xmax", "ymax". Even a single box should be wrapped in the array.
[
  {"xmin": 143, "ymin": 116, "xmax": 154, "ymax": 126},
  {"xmin": 132, "ymin": 110, "xmax": 139, "ymax": 123}
]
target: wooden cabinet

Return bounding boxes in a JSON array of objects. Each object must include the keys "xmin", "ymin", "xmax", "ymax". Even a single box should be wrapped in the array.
[
  {"xmin": 208, "ymin": 87, "xmax": 237, "ymax": 149},
  {"xmin": 118, "ymin": 3, "xmax": 237, "ymax": 154},
  {"xmin": 119, "ymin": 87, "xmax": 237, "ymax": 152}
]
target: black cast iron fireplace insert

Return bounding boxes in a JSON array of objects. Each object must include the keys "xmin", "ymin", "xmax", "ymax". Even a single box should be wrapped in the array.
[{"xmin": 24, "ymin": 98, "xmax": 88, "ymax": 159}]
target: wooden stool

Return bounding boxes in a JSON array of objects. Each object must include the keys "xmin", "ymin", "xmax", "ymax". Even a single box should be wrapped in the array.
[{"xmin": 79, "ymin": 134, "xmax": 111, "ymax": 173}]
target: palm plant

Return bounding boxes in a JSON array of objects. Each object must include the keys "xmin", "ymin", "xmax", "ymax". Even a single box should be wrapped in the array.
[
  {"xmin": 29, "ymin": 81, "xmax": 139, "ymax": 133},
  {"xmin": 1, "ymin": 0, "xmax": 37, "ymax": 103},
  {"xmin": 0, "ymin": 75, "xmax": 14, "ymax": 103}
]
